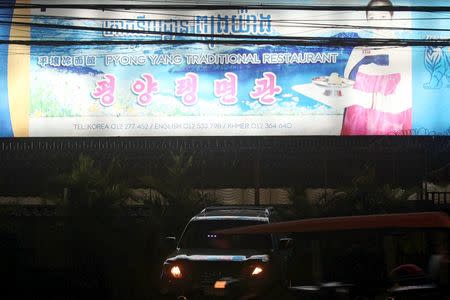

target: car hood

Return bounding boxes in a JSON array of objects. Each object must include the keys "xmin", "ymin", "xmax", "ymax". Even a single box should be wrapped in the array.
[{"xmin": 165, "ymin": 249, "xmax": 271, "ymax": 263}]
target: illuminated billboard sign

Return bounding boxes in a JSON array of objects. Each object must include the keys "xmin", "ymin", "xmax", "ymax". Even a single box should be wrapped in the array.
[{"xmin": 0, "ymin": 0, "xmax": 449, "ymax": 137}]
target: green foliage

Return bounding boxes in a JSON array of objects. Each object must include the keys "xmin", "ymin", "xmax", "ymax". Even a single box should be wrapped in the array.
[
  {"xmin": 141, "ymin": 151, "xmax": 194, "ymax": 206},
  {"xmin": 290, "ymin": 164, "xmax": 413, "ymax": 218},
  {"xmin": 288, "ymin": 185, "xmax": 316, "ymax": 219},
  {"xmin": 40, "ymin": 154, "xmax": 162, "ymax": 299},
  {"xmin": 141, "ymin": 150, "xmax": 217, "ymax": 234},
  {"xmin": 328, "ymin": 164, "xmax": 412, "ymax": 215},
  {"xmin": 427, "ymin": 163, "xmax": 450, "ymax": 186},
  {"xmin": 54, "ymin": 154, "xmax": 129, "ymax": 216}
]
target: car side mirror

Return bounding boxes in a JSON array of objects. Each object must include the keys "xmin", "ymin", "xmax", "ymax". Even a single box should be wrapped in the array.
[
  {"xmin": 279, "ymin": 238, "xmax": 294, "ymax": 250},
  {"xmin": 165, "ymin": 236, "xmax": 177, "ymax": 250}
]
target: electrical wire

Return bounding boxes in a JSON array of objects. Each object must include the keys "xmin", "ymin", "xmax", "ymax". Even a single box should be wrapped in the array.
[
  {"xmin": 2, "ymin": 36, "xmax": 450, "ymax": 47},
  {"xmin": 4, "ymin": 4, "xmax": 450, "ymax": 13},
  {"xmin": 1, "ymin": 4, "xmax": 450, "ymax": 47},
  {"xmin": 1, "ymin": 10, "xmax": 449, "ymax": 34},
  {"xmin": 0, "ymin": 1, "xmax": 444, "ymax": 53},
  {"xmin": 0, "ymin": 39, "xmax": 435, "ymax": 56},
  {"xmin": 1, "ymin": 16, "xmax": 449, "ymax": 38},
  {"xmin": 1, "ymin": 9, "xmax": 449, "ymax": 24},
  {"xmin": 6, "ymin": 11, "xmax": 450, "ymax": 22}
]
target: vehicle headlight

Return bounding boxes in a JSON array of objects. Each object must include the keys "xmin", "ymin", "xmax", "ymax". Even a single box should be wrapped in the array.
[
  {"xmin": 251, "ymin": 266, "xmax": 263, "ymax": 276},
  {"xmin": 170, "ymin": 265, "xmax": 182, "ymax": 279}
]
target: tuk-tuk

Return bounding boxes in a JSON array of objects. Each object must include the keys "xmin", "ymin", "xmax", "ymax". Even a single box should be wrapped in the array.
[{"xmin": 218, "ymin": 212, "xmax": 450, "ymax": 300}]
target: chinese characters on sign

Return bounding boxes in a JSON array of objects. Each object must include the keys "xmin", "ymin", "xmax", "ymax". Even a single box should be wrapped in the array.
[
  {"xmin": 38, "ymin": 55, "xmax": 97, "ymax": 67},
  {"xmin": 92, "ymin": 72, "xmax": 282, "ymax": 107}
]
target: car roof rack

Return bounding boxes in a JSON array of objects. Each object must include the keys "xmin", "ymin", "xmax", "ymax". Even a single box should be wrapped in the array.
[{"xmin": 200, "ymin": 206, "xmax": 274, "ymax": 215}]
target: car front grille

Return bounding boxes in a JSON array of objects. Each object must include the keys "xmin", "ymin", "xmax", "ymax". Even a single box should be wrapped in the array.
[
  {"xmin": 200, "ymin": 270, "xmax": 224, "ymax": 287},
  {"xmin": 195, "ymin": 262, "xmax": 244, "ymax": 288}
]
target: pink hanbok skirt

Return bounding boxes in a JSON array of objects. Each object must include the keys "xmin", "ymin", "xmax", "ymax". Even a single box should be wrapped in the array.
[{"xmin": 341, "ymin": 71, "xmax": 412, "ymax": 135}]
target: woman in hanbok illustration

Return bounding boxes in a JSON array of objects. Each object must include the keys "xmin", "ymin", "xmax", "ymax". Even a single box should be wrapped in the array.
[{"xmin": 341, "ymin": 0, "xmax": 412, "ymax": 135}]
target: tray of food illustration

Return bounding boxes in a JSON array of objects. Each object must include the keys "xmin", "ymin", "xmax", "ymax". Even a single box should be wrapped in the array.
[{"xmin": 312, "ymin": 72, "xmax": 355, "ymax": 88}]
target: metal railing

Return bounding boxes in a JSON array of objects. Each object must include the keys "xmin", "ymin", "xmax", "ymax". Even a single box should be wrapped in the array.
[{"xmin": 427, "ymin": 192, "xmax": 449, "ymax": 205}]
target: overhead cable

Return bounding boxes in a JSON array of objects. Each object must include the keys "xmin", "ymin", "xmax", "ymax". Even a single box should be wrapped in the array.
[
  {"xmin": 3, "ymin": 4, "xmax": 450, "ymax": 12},
  {"xmin": 2, "ymin": 37, "xmax": 450, "ymax": 47}
]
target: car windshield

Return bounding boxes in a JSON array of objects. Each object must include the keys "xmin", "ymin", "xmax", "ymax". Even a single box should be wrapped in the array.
[{"xmin": 178, "ymin": 219, "xmax": 272, "ymax": 250}]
